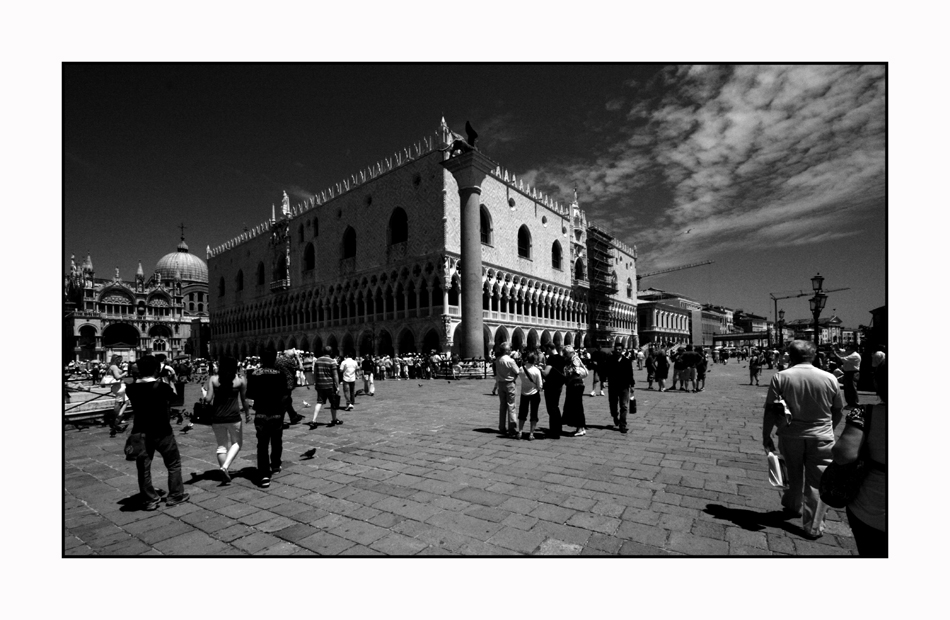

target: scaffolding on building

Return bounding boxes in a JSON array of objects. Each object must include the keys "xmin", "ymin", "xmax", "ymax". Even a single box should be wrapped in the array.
[{"xmin": 586, "ymin": 225, "xmax": 619, "ymax": 348}]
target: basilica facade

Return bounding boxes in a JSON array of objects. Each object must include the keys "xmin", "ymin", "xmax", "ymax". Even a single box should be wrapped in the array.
[
  {"xmin": 64, "ymin": 237, "xmax": 211, "ymax": 362},
  {"xmin": 207, "ymin": 120, "xmax": 639, "ymax": 359}
]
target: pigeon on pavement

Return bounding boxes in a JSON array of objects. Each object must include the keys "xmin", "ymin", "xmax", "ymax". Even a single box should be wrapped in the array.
[{"xmin": 301, "ymin": 448, "xmax": 316, "ymax": 460}]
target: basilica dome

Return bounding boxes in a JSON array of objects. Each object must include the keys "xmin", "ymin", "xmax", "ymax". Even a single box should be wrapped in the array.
[{"xmin": 155, "ymin": 239, "xmax": 208, "ymax": 283}]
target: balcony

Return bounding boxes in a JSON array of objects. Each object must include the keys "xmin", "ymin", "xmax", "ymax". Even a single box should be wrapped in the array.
[{"xmin": 270, "ymin": 278, "xmax": 290, "ymax": 292}]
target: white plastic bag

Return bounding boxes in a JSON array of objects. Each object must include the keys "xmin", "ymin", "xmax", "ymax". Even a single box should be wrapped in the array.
[{"xmin": 767, "ymin": 451, "xmax": 789, "ymax": 489}]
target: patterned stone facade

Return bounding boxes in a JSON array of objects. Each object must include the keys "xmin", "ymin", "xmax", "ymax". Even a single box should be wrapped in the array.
[
  {"xmin": 64, "ymin": 242, "xmax": 210, "ymax": 362},
  {"xmin": 207, "ymin": 121, "xmax": 639, "ymax": 359}
]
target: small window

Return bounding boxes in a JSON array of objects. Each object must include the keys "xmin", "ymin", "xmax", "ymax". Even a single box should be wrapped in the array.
[
  {"xmin": 236, "ymin": 270, "xmax": 244, "ymax": 291},
  {"xmin": 517, "ymin": 225, "xmax": 531, "ymax": 259},
  {"xmin": 480, "ymin": 205, "xmax": 493, "ymax": 245},
  {"xmin": 552, "ymin": 241, "xmax": 562, "ymax": 270},
  {"xmin": 342, "ymin": 226, "xmax": 356, "ymax": 259},
  {"xmin": 304, "ymin": 242, "xmax": 315, "ymax": 271},
  {"xmin": 218, "ymin": 277, "xmax": 225, "ymax": 297},
  {"xmin": 256, "ymin": 262, "xmax": 265, "ymax": 285},
  {"xmin": 626, "ymin": 278, "xmax": 633, "ymax": 298},
  {"xmin": 313, "ymin": 217, "xmax": 319, "ymax": 237},
  {"xmin": 388, "ymin": 208, "xmax": 408, "ymax": 245}
]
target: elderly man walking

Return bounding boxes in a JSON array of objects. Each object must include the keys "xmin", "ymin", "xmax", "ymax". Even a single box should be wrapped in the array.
[
  {"xmin": 762, "ymin": 340, "xmax": 843, "ymax": 539},
  {"xmin": 494, "ymin": 342, "xmax": 520, "ymax": 437}
]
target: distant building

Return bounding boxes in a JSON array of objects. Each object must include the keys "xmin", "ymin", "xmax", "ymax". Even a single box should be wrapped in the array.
[
  {"xmin": 637, "ymin": 288, "xmax": 702, "ymax": 346},
  {"xmin": 785, "ymin": 315, "xmax": 844, "ymax": 346},
  {"xmin": 63, "ymin": 237, "xmax": 210, "ymax": 362},
  {"xmin": 701, "ymin": 304, "xmax": 733, "ymax": 347}
]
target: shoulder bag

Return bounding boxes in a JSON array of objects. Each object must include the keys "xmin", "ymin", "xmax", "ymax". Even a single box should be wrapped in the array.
[{"xmin": 819, "ymin": 405, "xmax": 880, "ymax": 508}]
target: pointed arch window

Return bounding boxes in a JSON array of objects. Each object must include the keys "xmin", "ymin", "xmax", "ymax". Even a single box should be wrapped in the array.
[
  {"xmin": 303, "ymin": 242, "xmax": 315, "ymax": 271},
  {"xmin": 480, "ymin": 205, "xmax": 493, "ymax": 245},
  {"xmin": 342, "ymin": 226, "xmax": 356, "ymax": 259},
  {"xmin": 517, "ymin": 225, "xmax": 532, "ymax": 259},
  {"xmin": 388, "ymin": 207, "xmax": 408, "ymax": 245},
  {"xmin": 626, "ymin": 278, "xmax": 633, "ymax": 298},
  {"xmin": 552, "ymin": 240, "xmax": 563, "ymax": 270}
]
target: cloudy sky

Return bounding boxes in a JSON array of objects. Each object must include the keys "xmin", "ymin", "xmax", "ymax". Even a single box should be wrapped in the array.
[{"xmin": 64, "ymin": 64, "xmax": 885, "ymax": 328}]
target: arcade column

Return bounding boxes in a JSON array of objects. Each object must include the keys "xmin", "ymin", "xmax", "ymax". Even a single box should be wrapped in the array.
[{"xmin": 441, "ymin": 150, "xmax": 495, "ymax": 358}]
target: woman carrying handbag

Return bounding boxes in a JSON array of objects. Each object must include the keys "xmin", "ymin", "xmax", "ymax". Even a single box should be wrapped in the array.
[{"xmin": 202, "ymin": 356, "xmax": 250, "ymax": 485}]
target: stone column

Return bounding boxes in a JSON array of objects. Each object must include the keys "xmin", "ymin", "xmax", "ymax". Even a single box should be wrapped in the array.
[{"xmin": 441, "ymin": 150, "xmax": 495, "ymax": 358}]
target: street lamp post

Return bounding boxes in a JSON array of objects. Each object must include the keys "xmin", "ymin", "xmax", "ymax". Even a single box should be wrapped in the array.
[{"xmin": 809, "ymin": 273, "xmax": 827, "ymax": 351}]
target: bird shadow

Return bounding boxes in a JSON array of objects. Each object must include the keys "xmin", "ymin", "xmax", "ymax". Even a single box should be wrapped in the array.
[{"xmin": 704, "ymin": 504, "xmax": 804, "ymax": 535}]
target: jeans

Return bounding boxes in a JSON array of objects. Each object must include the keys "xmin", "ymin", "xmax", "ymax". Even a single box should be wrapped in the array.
[
  {"xmin": 608, "ymin": 386, "xmax": 630, "ymax": 428},
  {"xmin": 544, "ymin": 385, "xmax": 562, "ymax": 437},
  {"xmin": 254, "ymin": 417, "xmax": 284, "ymax": 477},
  {"xmin": 282, "ymin": 392, "xmax": 298, "ymax": 420},
  {"xmin": 342, "ymin": 381, "xmax": 356, "ymax": 406},
  {"xmin": 518, "ymin": 392, "xmax": 541, "ymax": 423},
  {"xmin": 362, "ymin": 373, "xmax": 374, "ymax": 395},
  {"xmin": 843, "ymin": 371, "xmax": 859, "ymax": 407},
  {"xmin": 497, "ymin": 382, "xmax": 517, "ymax": 432},
  {"xmin": 778, "ymin": 436, "xmax": 833, "ymax": 536},
  {"xmin": 136, "ymin": 433, "xmax": 185, "ymax": 503}
]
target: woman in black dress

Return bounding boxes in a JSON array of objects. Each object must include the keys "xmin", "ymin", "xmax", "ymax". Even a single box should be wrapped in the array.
[{"xmin": 560, "ymin": 345, "xmax": 589, "ymax": 437}]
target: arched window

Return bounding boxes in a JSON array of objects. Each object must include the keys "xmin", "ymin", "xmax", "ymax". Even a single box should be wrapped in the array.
[
  {"xmin": 256, "ymin": 262, "xmax": 265, "ymax": 285},
  {"xmin": 341, "ymin": 226, "xmax": 356, "ymax": 259},
  {"xmin": 517, "ymin": 225, "xmax": 531, "ymax": 259},
  {"xmin": 303, "ymin": 242, "xmax": 315, "ymax": 271},
  {"xmin": 574, "ymin": 258, "xmax": 586, "ymax": 281},
  {"xmin": 480, "ymin": 205, "xmax": 493, "ymax": 245},
  {"xmin": 388, "ymin": 207, "xmax": 408, "ymax": 245},
  {"xmin": 626, "ymin": 278, "xmax": 633, "ymax": 298},
  {"xmin": 218, "ymin": 277, "xmax": 225, "ymax": 297},
  {"xmin": 236, "ymin": 270, "xmax": 244, "ymax": 291},
  {"xmin": 552, "ymin": 240, "xmax": 562, "ymax": 270}
]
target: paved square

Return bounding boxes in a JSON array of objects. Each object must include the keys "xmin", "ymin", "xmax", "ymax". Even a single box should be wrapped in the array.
[{"xmin": 64, "ymin": 362, "xmax": 871, "ymax": 555}]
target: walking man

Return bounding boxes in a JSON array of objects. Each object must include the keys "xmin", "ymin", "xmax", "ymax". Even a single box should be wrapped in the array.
[
  {"xmin": 361, "ymin": 354, "xmax": 376, "ymax": 396},
  {"xmin": 246, "ymin": 347, "xmax": 289, "ymax": 488},
  {"xmin": 494, "ymin": 342, "xmax": 520, "ymax": 437},
  {"xmin": 339, "ymin": 352, "xmax": 359, "ymax": 410},
  {"xmin": 541, "ymin": 342, "xmax": 565, "ymax": 439},
  {"xmin": 605, "ymin": 342, "xmax": 635, "ymax": 434},
  {"xmin": 275, "ymin": 349, "xmax": 304, "ymax": 425},
  {"xmin": 762, "ymin": 340, "xmax": 843, "ymax": 539},
  {"xmin": 831, "ymin": 343, "xmax": 862, "ymax": 407},
  {"xmin": 310, "ymin": 346, "xmax": 341, "ymax": 428}
]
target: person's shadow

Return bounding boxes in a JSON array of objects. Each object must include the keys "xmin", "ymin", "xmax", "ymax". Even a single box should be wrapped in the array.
[{"xmin": 704, "ymin": 504, "xmax": 805, "ymax": 536}]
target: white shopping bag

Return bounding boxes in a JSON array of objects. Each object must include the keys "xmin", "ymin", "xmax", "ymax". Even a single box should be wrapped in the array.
[{"xmin": 767, "ymin": 451, "xmax": 789, "ymax": 489}]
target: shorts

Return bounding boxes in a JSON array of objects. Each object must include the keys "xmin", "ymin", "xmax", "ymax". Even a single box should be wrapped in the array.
[{"xmin": 315, "ymin": 387, "xmax": 340, "ymax": 407}]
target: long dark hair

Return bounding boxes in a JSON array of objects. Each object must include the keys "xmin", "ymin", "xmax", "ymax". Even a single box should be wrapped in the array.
[{"xmin": 217, "ymin": 356, "xmax": 238, "ymax": 388}]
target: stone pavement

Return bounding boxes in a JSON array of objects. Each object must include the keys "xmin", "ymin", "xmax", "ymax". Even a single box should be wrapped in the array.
[{"xmin": 64, "ymin": 361, "xmax": 876, "ymax": 556}]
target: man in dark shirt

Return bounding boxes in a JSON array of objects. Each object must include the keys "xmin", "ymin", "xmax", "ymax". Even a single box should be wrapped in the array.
[
  {"xmin": 310, "ymin": 346, "xmax": 341, "ymax": 428},
  {"xmin": 679, "ymin": 345, "xmax": 703, "ymax": 392},
  {"xmin": 541, "ymin": 342, "xmax": 565, "ymax": 439},
  {"xmin": 604, "ymin": 343, "xmax": 635, "ymax": 433},
  {"xmin": 124, "ymin": 355, "xmax": 188, "ymax": 510},
  {"xmin": 246, "ymin": 347, "xmax": 289, "ymax": 488},
  {"xmin": 275, "ymin": 349, "xmax": 304, "ymax": 425},
  {"xmin": 361, "ymin": 354, "xmax": 376, "ymax": 396}
]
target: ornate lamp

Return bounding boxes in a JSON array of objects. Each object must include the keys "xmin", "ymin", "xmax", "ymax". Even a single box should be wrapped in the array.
[{"xmin": 811, "ymin": 272, "xmax": 824, "ymax": 292}]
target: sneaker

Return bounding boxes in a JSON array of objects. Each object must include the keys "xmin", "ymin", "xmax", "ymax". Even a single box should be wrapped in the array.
[
  {"xmin": 599, "ymin": 391, "xmax": 605, "ymax": 396},
  {"xmin": 573, "ymin": 429, "xmax": 587, "ymax": 437},
  {"xmin": 526, "ymin": 433, "xmax": 534, "ymax": 441},
  {"xmin": 346, "ymin": 404, "xmax": 354, "ymax": 411},
  {"xmin": 165, "ymin": 493, "xmax": 190, "ymax": 508},
  {"xmin": 260, "ymin": 477, "xmax": 270, "ymax": 488},
  {"xmin": 590, "ymin": 391, "xmax": 596, "ymax": 397},
  {"xmin": 144, "ymin": 500, "xmax": 161, "ymax": 511},
  {"xmin": 272, "ymin": 466, "xmax": 281, "ymax": 475}
]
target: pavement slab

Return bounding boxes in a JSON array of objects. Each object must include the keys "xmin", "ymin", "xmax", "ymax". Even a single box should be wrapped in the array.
[{"xmin": 64, "ymin": 363, "xmax": 875, "ymax": 555}]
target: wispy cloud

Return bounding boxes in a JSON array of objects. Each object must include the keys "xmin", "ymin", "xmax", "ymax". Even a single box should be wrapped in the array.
[{"xmin": 521, "ymin": 65, "xmax": 885, "ymax": 270}]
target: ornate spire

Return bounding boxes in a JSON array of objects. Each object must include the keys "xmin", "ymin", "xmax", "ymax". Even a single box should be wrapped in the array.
[{"xmin": 136, "ymin": 260, "xmax": 144, "ymax": 277}]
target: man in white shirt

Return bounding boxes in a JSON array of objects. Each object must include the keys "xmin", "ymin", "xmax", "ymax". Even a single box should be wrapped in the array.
[
  {"xmin": 832, "ymin": 343, "xmax": 862, "ymax": 407},
  {"xmin": 339, "ymin": 353, "xmax": 359, "ymax": 411},
  {"xmin": 494, "ymin": 342, "xmax": 520, "ymax": 437},
  {"xmin": 763, "ymin": 340, "xmax": 843, "ymax": 539}
]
